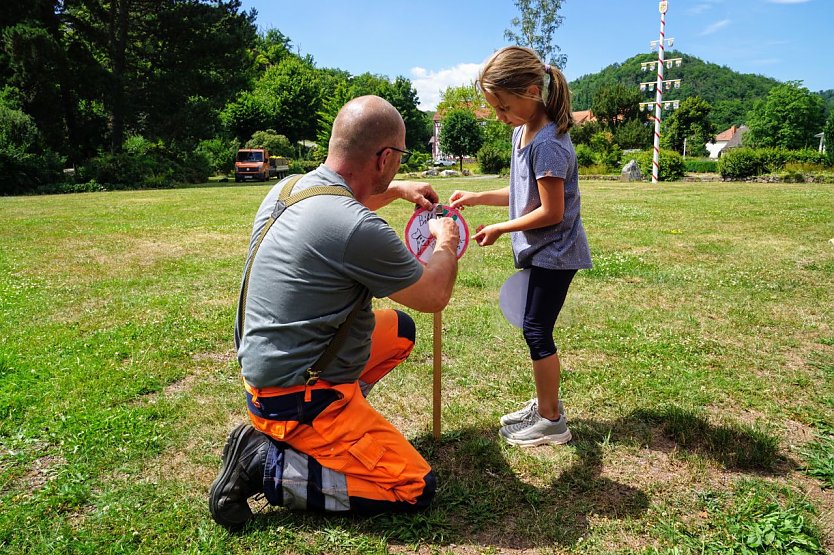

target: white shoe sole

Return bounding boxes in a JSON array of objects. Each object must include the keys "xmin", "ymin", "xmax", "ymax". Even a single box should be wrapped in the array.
[
  {"xmin": 499, "ymin": 401, "xmax": 566, "ymax": 427},
  {"xmin": 500, "ymin": 429, "xmax": 572, "ymax": 447}
]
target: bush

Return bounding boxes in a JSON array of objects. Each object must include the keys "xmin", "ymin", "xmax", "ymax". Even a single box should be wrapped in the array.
[
  {"xmin": 197, "ymin": 137, "xmax": 238, "ymax": 175},
  {"xmin": 684, "ymin": 159, "xmax": 718, "ymax": 173},
  {"xmin": 786, "ymin": 148, "xmax": 827, "ymax": 166},
  {"xmin": 635, "ymin": 149, "xmax": 685, "ymax": 181},
  {"xmin": 717, "ymin": 147, "xmax": 828, "ymax": 179},
  {"xmin": 756, "ymin": 148, "xmax": 788, "ymax": 173},
  {"xmin": 0, "ymin": 149, "xmax": 66, "ymax": 195},
  {"xmin": 575, "ymin": 143, "xmax": 595, "ymax": 168},
  {"xmin": 613, "ymin": 119, "xmax": 653, "ymax": 150},
  {"xmin": 477, "ymin": 143, "xmax": 511, "ymax": 174},
  {"xmin": 77, "ymin": 135, "xmax": 209, "ymax": 189},
  {"xmin": 589, "ymin": 131, "xmax": 622, "ymax": 171},
  {"xmin": 718, "ymin": 148, "xmax": 760, "ymax": 179},
  {"xmin": 570, "ymin": 120, "xmax": 604, "ymax": 146},
  {"xmin": 402, "ymin": 151, "xmax": 431, "ymax": 173},
  {"xmin": 288, "ymin": 160, "xmax": 319, "ymax": 175},
  {"xmin": 0, "ymin": 105, "xmax": 65, "ymax": 195},
  {"xmin": 245, "ymin": 129, "xmax": 294, "ymax": 157}
]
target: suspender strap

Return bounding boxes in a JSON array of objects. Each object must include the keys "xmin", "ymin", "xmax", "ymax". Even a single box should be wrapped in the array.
[{"xmin": 237, "ymin": 174, "xmax": 360, "ymax": 381}]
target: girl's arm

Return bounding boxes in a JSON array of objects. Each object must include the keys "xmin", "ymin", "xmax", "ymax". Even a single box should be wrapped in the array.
[
  {"xmin": 473, "ymin": 177, "xmax": 564, "ymax": 246},
  {"xmin": 448, "ymin": 186, "xmax": 510, "ymax": 209}
]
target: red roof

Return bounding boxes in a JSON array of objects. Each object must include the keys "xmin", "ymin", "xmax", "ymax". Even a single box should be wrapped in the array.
[
  {"xmin": 572, "ymin": 110, "xmax": 595, "ymax": 124},
  {"xmin": 715, "ymin": 125, "xmax": 737, "ymax": 142}
]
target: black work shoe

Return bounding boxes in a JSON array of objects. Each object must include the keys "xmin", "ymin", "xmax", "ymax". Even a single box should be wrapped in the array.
[{"xmin": 209, "ymin": 423, "xmax": 270, "ymax": 531}]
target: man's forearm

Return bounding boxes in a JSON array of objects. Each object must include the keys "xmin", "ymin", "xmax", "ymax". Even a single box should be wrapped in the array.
[{"xmin": 365, "ymin": 185, "xmax": 401, "ymax": 211}]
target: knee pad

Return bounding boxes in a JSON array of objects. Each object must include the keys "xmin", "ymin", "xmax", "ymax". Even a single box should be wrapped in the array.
[{"xmin": 395, "ymin": 310, "xmax": 416, "ymax": 343}]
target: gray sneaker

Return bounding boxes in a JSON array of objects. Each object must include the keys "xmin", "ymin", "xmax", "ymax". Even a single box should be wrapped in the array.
[
  {"xmin": 500, "ymin": 411, "xmax": 572, "ymax": 447},
  {"xmin": 500, "ymin": 398, "xmax": 565, "ymax": 426}
]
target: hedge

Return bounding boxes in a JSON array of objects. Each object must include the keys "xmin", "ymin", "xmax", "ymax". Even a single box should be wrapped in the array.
[
  {"xmin": 718, "ymin": 148, "xmax": 829, "ymax": 179},
  {"xmin": 684, "ymin": 159, "xmax": 718, "ymax": 173},
  {"xmin": 635, "ymin": 149, "xmax": 685, "ymax": 181}
]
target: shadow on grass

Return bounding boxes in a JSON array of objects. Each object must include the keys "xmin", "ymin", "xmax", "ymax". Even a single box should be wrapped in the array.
[{"xmin": 250, "ymin": 405, "xmax": 790, "ymax": 550}]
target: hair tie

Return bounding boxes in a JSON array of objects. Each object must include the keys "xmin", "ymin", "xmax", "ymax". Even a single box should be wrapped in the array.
[{"xmin": 541, "ymin": 71, "xmax": 551, "ymax": 103}]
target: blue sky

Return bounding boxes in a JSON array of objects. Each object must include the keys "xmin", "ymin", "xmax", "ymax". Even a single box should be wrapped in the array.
[{"xmin": 240, "ymin": 0, "xmax": 833, "ymax": 110}]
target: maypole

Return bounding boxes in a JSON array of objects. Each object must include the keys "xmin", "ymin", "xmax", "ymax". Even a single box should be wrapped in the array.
[
  {"xmin": 639, "ymin": 3, "xmax": 682, "ymax": 182},
  {"xmin": 651, "ymin": 1, "xmax": 668, "ymax": 184}
]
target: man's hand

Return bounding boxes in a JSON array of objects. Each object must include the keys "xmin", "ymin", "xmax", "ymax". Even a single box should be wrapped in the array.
[
  {"xmin": 392, "ymin": 180, "xmax": 439, "ymax": 211},
  {"xmin": 428, "ymin": 216, "xmax": 460, "ymax": 255},
  {"xmin": 389, "ymin": 214, "xmax": 459, "ymax": 313}
]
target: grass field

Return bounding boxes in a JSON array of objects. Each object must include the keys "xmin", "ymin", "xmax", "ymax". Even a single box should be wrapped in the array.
[{"xmin": 1, "ymin": 177, "xmax": 832, "ymax": 554}]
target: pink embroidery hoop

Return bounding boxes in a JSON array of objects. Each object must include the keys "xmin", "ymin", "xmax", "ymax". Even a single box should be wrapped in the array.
[{"xmin": 404, "ymin": 205, "xmax": 470, "ymax": 265}]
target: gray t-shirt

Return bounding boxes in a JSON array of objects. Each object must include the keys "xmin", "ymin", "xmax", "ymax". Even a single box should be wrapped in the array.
[
  {"xmin": 236, "ymin": 165, "xmax": 423, "ymax": 388},
  {"xmin": 509, "ymin": 122, "xmax": 592, "ymax": 270}
]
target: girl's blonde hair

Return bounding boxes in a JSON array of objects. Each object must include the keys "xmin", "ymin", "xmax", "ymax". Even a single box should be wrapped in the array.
[{"xmin": 478, "ymin": 46, "xmax": 573, "ymax": 135}]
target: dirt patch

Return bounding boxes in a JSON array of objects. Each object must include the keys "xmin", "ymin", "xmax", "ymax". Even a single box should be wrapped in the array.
[{"xmin": 20, "ymin": 453, "xmax": 66, "ymax": 491}]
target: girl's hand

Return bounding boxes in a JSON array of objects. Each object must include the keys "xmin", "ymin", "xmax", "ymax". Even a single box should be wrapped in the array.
[
  {"xmin": 448, "ymin": 190, "xmax": 476, "ymax": 210},
  {"xmin": 473, "ymin": 224, "xmax": 503, "ymax": 247}
]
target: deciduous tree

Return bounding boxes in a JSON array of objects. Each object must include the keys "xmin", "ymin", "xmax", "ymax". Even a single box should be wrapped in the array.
[
  {"xmin": 661, "ymin": 96, "xmax": 715, "ymax": 156},
  {"xmin": 746, "ymin": 82, "xmax": 824, "ymax": 150},
  {"xmin": 504, "ymin": 0, "xmax": 567, "ymax": 69},
  {"xmin": 590, "ymin": 83, "xmax": 642, "ymax": 130},
  {"xmin": 436, "ymin": 84, "xmax": 487, "ymax": 115},
  {"xmin": 439, "ymin": 109, "xmax": 483, "ymax": 171}
]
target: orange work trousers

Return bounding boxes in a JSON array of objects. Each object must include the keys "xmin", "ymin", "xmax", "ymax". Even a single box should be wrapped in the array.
[{"xmin": 244, "ymin": 309, "xmax": 435, "ymax": 513}]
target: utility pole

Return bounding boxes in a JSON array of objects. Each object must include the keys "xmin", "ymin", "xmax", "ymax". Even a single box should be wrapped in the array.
[{"xmin": 638, "ymin": 1, "xmax": 682, "ymax": 183}]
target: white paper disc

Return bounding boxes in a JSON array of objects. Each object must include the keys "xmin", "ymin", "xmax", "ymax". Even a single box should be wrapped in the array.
[{"xmin": 499, "ymin": 269, "xmax": 530, "ymax": 328}]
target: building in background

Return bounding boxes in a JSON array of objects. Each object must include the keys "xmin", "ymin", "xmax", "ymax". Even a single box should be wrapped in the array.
[{"xmin": 706, "ymin": 125, "xmax": 748, "ymax": 159}]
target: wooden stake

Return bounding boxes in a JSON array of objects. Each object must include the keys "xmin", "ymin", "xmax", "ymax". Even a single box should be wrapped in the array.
[{"xmin": 432, "ymin": 310, "xmax": 442, "ymax": 440}]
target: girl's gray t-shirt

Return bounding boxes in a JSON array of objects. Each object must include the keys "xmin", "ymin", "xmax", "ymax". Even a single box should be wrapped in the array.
[{"xmin": 509, "ymin": 122, "xmax": 592, "ymax": 270}]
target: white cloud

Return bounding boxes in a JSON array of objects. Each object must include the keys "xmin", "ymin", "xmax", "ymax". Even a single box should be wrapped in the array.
[
  {"xmin": 688, "ymin": 0, "xmax": 724, "ymax": 15},
  {"xmin": 410, "ymin": 63, "xmax": 481, "ymax": 111},
  {"xmin": 699, "ymin": 19, "xmax": 731, "ymax": 36}
]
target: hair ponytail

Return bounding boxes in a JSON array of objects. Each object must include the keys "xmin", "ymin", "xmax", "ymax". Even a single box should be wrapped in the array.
[{"xmin": 542, "ymin": 64, "xmax": 573, "ymax": 135}]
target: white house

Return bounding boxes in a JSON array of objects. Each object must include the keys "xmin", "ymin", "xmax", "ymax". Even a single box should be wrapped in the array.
[{"xmin": 706, "ymin": 125, "xmax": 748, "ymax": 159}]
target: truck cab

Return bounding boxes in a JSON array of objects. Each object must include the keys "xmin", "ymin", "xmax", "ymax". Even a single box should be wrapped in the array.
[{"xmin": 235, "ymin": 148, "xmax": 270, "ymax": 182}]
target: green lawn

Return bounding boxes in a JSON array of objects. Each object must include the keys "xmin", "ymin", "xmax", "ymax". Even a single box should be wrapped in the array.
[{"xmin": 1, "ymin": 178, "xmax": 832, "ymax": 554}]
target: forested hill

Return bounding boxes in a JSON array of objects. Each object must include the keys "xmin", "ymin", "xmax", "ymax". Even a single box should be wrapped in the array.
[{"xmin": 569, "ymin": 51, "xmax": 782, "ymax": 131}]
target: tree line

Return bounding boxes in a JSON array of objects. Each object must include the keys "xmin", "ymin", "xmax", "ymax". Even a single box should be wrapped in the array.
[
  {"xmin": 0, "ymin": 1, "xmax": 432, "ymax": 194},
  {"xmin": 3, "ymin": 0, "xmax": 831, "ymax": 193}
]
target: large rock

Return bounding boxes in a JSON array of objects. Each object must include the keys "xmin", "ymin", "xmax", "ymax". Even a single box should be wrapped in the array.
[{"xmin": 621, "ymin": 160, "xmax": 642, "ymax": 181}]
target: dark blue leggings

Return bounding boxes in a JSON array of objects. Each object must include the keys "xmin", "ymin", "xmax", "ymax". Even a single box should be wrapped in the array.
[{"xmin": 522, "ymin": 267, "xmax": 577, "ymax": 361}]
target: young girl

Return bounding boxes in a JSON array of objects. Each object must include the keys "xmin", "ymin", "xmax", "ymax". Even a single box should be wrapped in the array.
[{"xmin": 448, "ymin": 46, "xmax": 592, "ymax": 447}]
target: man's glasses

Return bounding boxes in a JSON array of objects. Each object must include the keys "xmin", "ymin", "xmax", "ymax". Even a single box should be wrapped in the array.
[{"xmin": 376, "ymin": 146, "xmax": 412, "ymax": 164}]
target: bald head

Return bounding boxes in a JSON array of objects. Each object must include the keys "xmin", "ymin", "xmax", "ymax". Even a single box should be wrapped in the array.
[{"xmin": 328, "ymin": 95, "xmax": 405, "ymax": 163}]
